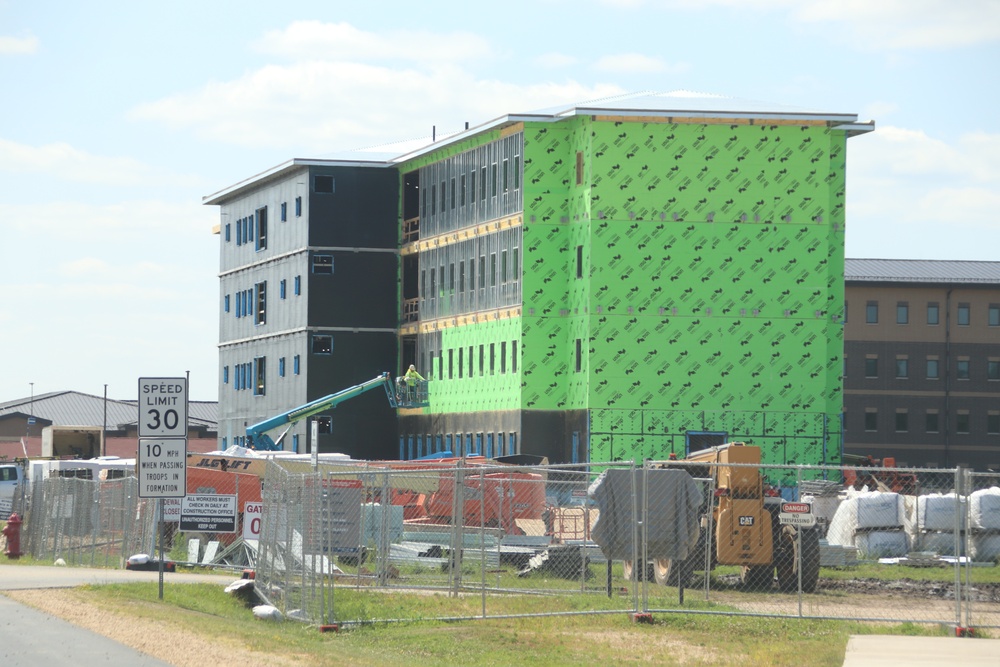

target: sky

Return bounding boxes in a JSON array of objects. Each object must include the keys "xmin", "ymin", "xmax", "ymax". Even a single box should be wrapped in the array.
[{"xmin": 1, "ymin": 0, "xmax": 998, "ymax": 403}]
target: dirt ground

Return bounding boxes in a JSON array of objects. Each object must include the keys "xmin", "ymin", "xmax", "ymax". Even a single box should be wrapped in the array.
[{"xmin": 3, "ymin": 588, "xmax": 305, "ymax": 667}]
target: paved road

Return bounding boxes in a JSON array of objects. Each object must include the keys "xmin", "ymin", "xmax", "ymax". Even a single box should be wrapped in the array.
[
  {"xmin": 0, "ymin": 563, "xmax": 237, "ymax": 590},
  {"xmin": 0, "ymin": 564, "xmax": 239, "ymax": 667}
]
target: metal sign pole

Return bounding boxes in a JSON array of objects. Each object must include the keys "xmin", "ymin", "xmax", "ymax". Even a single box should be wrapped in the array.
[
  {"xmin": 137, "ymin": 375, "xmax": 189, "ymax": 602},
  {"xmin": 158, "ymin": 498, "xmax": 165, "ymax": 600}
]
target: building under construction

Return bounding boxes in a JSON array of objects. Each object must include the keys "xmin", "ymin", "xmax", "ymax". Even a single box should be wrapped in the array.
[{"xmin": 204, "ymin": 91, "xmax": 873, "ymax": 466}]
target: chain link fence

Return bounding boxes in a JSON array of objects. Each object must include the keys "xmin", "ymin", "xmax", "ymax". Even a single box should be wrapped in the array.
[
  {"xmin": 966, "ymin": 470, "xmax": 1000, "ymax": 631},
  {"xmin": 8, "ymin": 453, "xmax": 1000, "ymax": 632},
  {"xmin": 22, "ymin": 475, "xmax": 155, "ymax": 567},
  {"xmin": 250, "ymin": 455, "xmax": 1000, "ymax": 630}
]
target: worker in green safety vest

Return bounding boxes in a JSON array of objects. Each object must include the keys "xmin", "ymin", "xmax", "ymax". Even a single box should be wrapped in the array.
[{"xmin": 404, "ymin": 364, "xmax": 425, "ymax": 401}]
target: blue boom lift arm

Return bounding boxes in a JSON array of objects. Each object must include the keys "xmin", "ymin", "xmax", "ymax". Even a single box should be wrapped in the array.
[{"xmin": 246, "ymin": 372, "xmax": 400, "ymax": 451}]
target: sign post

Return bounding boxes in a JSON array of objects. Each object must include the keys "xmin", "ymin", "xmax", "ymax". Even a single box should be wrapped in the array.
[{"xmin": 138, "ymin": 377, "xmax": 189, "ymax": 599}]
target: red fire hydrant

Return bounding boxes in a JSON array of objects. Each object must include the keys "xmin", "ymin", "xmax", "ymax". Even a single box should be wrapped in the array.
[{"xmin": 3, "ymin": 512, "xmax": 23, "ymax": 559}]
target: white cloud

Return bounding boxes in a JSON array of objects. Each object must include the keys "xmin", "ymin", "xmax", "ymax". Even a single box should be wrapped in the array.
[
  {"xmin": 855, "ymin": 126, "xmax": 1000, "ymax": 184},
  {"xmin": 57, "ymin": 257, "xmax": 178, "ymax": 285},
  {"xmin": 255, "ymin": 20, "xmax": 492, "ymax": 64},
  {"xmin": 131, "ymin": 58, "xmax": 624, "ymax": 151},
  {"xmin": 595, "ymin": 0, "xmax": 1000, "ymax": 50},
  {"xmin": 0, "ymin": 138, "xmax": 204, "ymax": 188},
  {"xmin": 846, "ymin": 125, "xmax": 1000, "ymax": 259},
  {"xmin": 1, "ymin": 199, "xmax": 217, "ymax": 239},
  {"xmin": 794, "ymin": 0, "xmax": 1000, "ymax": 50},
  {"xmin": 863, "ymin": 101, "xmax": 899, "ymax": 122},
  {"xmin": 595, "ymin": 53, "xmax": 681, "ymax": 73},
  {"xmin": 0, "ymin": 33, "xmax": 39, "ymax": 55},
  {"xmin": 536, "ymin": 52, "xmax": 578, "ymax": 68}
]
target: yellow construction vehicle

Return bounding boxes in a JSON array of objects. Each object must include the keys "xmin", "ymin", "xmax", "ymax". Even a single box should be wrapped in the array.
[{"xmin": 630, "ymin": 442, "xmax": 820, "ymax": 592}]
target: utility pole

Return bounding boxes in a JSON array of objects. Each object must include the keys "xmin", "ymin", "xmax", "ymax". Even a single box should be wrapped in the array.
[
  {"xmin": 102, "ymin": 384, "xmax": 108, "ymax": 458},
  {"xmin": 27, "ymin": 382, "xmax": 34, "ymax": 439}
]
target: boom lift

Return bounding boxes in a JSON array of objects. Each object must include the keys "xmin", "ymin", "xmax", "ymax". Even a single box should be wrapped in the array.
[{"xmin": 246, "ymin": 372, "xmax": 405, "ymax": 451}]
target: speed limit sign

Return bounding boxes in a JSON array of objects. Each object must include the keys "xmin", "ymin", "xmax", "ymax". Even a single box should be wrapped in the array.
[{"xmin": 138, "ymin": 377, "xmax": 188, "ymax": 438}]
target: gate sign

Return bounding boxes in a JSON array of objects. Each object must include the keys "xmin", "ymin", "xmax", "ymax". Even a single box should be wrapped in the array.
[
  {"xmin": 180, "ymin": 495, "xmax": 237, "ymax": 533},
  {"xmin": 138, "ymin": 377, "xmax": 188, "ymax": 438},
  {"xmin": 243, "ymin": 501, "xmax": 263, "ymax": 540},
  {"xmin": 779, "ymin": 501, "xmax": 816, "ymax": 527}
]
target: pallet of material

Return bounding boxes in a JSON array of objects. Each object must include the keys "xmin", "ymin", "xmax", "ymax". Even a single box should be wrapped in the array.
[{"xmin": 819, "ymin": 539, "xmax": 858, "ymax": 567}]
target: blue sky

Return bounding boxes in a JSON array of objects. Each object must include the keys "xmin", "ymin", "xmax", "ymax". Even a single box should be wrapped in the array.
[{"xmin": 1, "ymin": 0, "xmax": 998, "ymax": 402}]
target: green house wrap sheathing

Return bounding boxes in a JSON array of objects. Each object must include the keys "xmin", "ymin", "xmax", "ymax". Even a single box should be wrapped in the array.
[
  {"xmin": 430, "ymin": 316, "xmax": 522, "ymax": 413},
  {"xmin": 520, "ymin": 117, "xmax": 845, "ymax": 467}
]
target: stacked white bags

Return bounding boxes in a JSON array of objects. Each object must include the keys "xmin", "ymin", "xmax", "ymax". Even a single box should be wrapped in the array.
[
  {"xmin": 826, "ymin": 490, "xmax": 910, "ymax": 559},
  {"xmin": 968, "ymin": 487, "xmax": 1000, "ymax": 562},
  {"xmin": 914, "ymin": 493, "xmax": 963, "ymax": 556}
]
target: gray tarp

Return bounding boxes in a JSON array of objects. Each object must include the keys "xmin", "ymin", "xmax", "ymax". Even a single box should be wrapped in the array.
[{"xmin": 589, "ymin": 468, "xmax": 703, "ymax": 561}]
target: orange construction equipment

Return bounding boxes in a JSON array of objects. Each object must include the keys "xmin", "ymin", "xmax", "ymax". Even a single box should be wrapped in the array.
[{"xmin": 843, "ymin": 455, "xmax": 917, "ymax": 494}]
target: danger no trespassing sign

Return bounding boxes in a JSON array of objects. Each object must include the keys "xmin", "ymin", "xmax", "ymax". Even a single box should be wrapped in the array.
[{"xmin": 779, "ymin": 501, "xmax": 816, "ymax": 527}]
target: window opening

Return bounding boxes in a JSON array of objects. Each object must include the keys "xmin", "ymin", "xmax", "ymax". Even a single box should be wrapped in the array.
[
  {"xmin": 313, "ymin": 254, "xmax": 334, "ymax": 274},
  {"xmin": 864, "ymin": 411, "xmax": 877, "ymax": 431},
  {"xmin": 312, "ymin": 335, "xmax": 332, "ymax": 355},
  {"xmin": 866, "ymin": 301, "xmax": 878, "ymax": 324},
  {"xmin": 255, "ymin": 281, "xmax": 266, "ymax": 325},
  {"xmin": 254, "ymin": 357, "xmax": 266, "ymax": 396}
]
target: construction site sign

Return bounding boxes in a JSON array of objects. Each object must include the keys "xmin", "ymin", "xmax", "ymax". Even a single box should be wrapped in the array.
[{"xmin": 180, "ymin": 494, "xmax": 237, "ymax": 533}]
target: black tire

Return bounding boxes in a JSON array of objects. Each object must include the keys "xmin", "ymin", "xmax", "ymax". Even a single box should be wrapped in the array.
[
  {"xmin": 740, "ymin": 564, "xmax": 773, "ymax": 590},
  {"xmin": 653, "ymin": 559, "xmax": 677, "ymax": 586},
  {"xmin": 800, "ymin": 528, "xmax": 821, "ymax": 593},
  {"xmin": 622, "ymin": 559, "xmax": 653, "ymax": 581},
  {"xmin": 776, "ymin": 526, "xmax": 821, "ymax": 593},
  {"xmin": 776, "ymin": 525, "xmax": 798, "ymax": 592}
]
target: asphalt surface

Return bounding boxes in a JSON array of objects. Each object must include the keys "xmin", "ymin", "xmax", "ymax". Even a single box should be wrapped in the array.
[{"xmin": 0, "ymin": 563, "xmax": 239, "ymax": 667}]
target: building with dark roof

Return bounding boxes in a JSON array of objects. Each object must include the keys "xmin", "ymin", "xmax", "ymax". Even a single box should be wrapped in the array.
[
  {"xmin": 844, "ymin": 259, "xmax": 1000, "ymax": 470},
  {"xmin": 0, "ymin": 391, "xmax": 218, "ymax": 460},
  {"xmin": 204, "ymin": 91, "xmax": 873, "ymax": 473}
]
